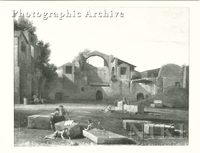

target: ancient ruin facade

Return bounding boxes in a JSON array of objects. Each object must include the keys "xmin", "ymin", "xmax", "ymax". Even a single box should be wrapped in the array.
[
  {"xmin": 45, "ymin": 51, "xmax": 189, "ymax": 103},
  {"xmin": 14, "ymin": 30, "xmax": 42, "ymax": 104}
]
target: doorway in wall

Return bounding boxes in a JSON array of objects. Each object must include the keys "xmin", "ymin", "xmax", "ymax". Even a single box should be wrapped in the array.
[
  {"xmin": 137, "ymin": 93, "xmax": 144, "ymax": 101},
  {"xmin": 96, "ymin": 90, "xmax": 103, "ymax": 101},
  {"xmin": 55, "ymin": 92, "xmax": 62, "ymax": 100}
]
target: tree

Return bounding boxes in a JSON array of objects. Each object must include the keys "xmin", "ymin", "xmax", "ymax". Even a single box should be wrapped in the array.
[
  {"xmin": 14, "ymin": 17, "xmax": 38, "ymax": 41},
  {"xmin": 14, "ymin": 17, "xmax": 36, "ymax": 34},
  {"xmin": 36, "ymin": 40, "xmax": 58, "ymax": 82},
  {"xmin": 73, "ymin": 49, "xmax": 91, "ymax": 71},
  {"xmin": 36, "ymin": 40, "xmax": 57, "ymax": 99}
]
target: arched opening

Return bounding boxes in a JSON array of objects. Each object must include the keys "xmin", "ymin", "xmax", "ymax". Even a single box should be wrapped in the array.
[
  {"xmin": 86, "ymin": 56, "xmax": 105, "ymax": 68},
  {"xmin": 55, "ymin": 92, "xmax": 62, "ymax": 100},
  {"xmin": 137, "ymin": 93, "xmax": 144, "ymax": 101},
  {"xmin": 96, "ymin": 90, "xmax": 103, "ymax": 101}
]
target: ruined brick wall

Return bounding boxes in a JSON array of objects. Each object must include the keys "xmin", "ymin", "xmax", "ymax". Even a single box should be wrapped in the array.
[
  {"xmin": 14, "ymin": 37, "xmax": 20, "ymax": 104},
  {"xmin": 182, "ymin": 66, "xmax": 189, "ymax": 90},
  {"xmin": 158, "ymin": 64, "xmax": 183, "ymax": 92},
  {"xmin": 14, "ymin": 67, "xmax": 20, "ymax": 104},
  {"xmin": 141, "ymin": 68, "xmax": 160, "ymax": 78},
  {"xmin": 45, "ymin": 76, "xmax": 105, "ymax": 101},
  {"xmin": 130, "ymin": 81, "xmax": 156, "ymax": 102},
  {"xmin": 14, "ymin": 33, "xmax": 31, "ymax": 103},
  {"xmin": 83, "ymin": 63, "xmax": 110, "ymax": 84},
  {"xmin": 14, "ymin": 31, "xmax": 42, "ymax": 104},
  {"xmin": 46, "ymin": 54, "xmax": 136, "ymax": 102},
  {"xmin": 162, "ymin": 77, "xmax": 183, "ymax": 92},
  {"xmin": 117, "ymin": 63, "xmax": 131, "ymax": 80}
]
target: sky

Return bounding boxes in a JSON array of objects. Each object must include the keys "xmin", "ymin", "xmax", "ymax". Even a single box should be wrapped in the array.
[{"xmin": 17, "ymin": 7, "xmax": 188, "ymax": 72}]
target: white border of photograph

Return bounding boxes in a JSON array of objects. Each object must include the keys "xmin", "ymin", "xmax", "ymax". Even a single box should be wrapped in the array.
[{"xmin": 0, "ymin": 1, "xmax": 200, "ymax": 153}]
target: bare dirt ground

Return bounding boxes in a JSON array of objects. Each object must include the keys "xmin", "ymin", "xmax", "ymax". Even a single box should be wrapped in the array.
[{"xmin": 14, "ymin": 101, "xmax": 189, "ymax": 146}]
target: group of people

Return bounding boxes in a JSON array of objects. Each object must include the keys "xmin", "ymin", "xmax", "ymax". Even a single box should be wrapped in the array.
[
  {"xmin": 44, "ymin": 105, "xmax": 70, "ymax": 140},
  {"xmin": 31, "ymin": 94, "xmax": 46, "ymax": 104},
  {"xmin": 44, "ymin": 105, "xmax": 97, "ymax": 140},
  {"xmin": 49, "ymin": 105, "xmax": 68, "ymax": 131}
]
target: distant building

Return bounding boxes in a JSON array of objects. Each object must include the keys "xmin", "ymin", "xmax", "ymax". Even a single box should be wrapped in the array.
[
  {"xmin": 14, "ymin": 30, "xmax": 42, "ymax": 104},
  {"xmin": 45, "ymin": 51, "xmax": 189, "ymax": 102},
  {"xmin": 132, "ymin": 64, "xmax": 188, "ymax": 100}
]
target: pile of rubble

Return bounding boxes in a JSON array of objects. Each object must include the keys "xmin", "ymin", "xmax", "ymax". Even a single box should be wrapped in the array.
[{"xmin": 115, "ymin": 101, "xmax": 144, "ymax": 114}]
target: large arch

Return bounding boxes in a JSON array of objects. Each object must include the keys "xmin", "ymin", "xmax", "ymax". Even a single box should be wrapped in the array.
[
  {"xmin": 86, "ymin": 56, "xmax": 105, "ymax": 67},
  {"xmin": 85, "ymin": 51, "xmax": 110, "ymax": 68}
]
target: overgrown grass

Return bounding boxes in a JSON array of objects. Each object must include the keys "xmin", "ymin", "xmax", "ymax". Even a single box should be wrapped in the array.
[
  {"xmin": 133, "ymin": 87, "xmax": 189, "ymax": 108},
  {"xmin": 14, "ymin": 103, "xmax": 189, "ymax": 146}
]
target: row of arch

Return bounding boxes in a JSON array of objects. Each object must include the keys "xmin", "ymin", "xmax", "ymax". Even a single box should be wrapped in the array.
[
  {"xmin": 55, "ymin": 91, "xmax": 145, "ymax": 101},
  {"xmin": 55, "ymin": 90, "xmax": 103, "ymax": 101}
]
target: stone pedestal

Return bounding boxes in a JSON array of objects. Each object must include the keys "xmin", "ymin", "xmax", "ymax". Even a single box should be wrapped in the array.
[
  {"xmin": 27, "ymin": 115, "xmax": 50, "ymax": 130},
  {"xmin": 117, "ymin": 101, "xmax": 124, "ymax": 111},
  {"xmin": 150, "ymin": 104, "xmax": 155, "ymax": 108}
]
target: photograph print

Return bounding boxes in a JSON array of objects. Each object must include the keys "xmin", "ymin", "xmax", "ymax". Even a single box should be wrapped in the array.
[{"xmin": 13, "ymin": 6, "xmax": 189, "ymax": 146}]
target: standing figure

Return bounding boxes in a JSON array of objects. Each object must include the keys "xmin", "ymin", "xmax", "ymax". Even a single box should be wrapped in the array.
[{"xmin": 32, "ymin": 94, "xmax": 37, "ymax": 103}]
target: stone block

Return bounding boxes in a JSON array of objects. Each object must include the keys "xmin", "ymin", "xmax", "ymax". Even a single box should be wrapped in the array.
[
  {"xmin": 55, "ymin": 121, "xmax": 82, "ymax": 138},
  {"xmin": 144, "ymin": 123, "xmax": 175, "ymax": 136},
  {"xmin": 150, "ymin": 104, "xmax": 155, "ymax": 108},
  {"xmin": 154, "ymin": 100, "xmax": 162, "ymax": 104},
  {"xmin": 83, "ymin": 128, "xmax": 129, "ymax": 144},
  {"xmin": 124, "ymin": 105, "xmax": 144, "ymax": 113},
  {"xmin": 151, "ymin": 103, "xmax": 163, "ymax": 108},
  {"xmin": 117, "ymin": 101, "xmax": 124, "ymax": 111},
  {"xmin": 123, "ymin": 120, "xmax": 152, "ymax": 131},
  {"xmin": 162, "ymin": 101, "xmax": 173, "ymax": 108},
  {"xmin": 124, "ymin": 104, "xmax": 131, "ymax": 112},
  {"xmin": 153, "ymin": 100, "xmax": 173, "ymax": 108},
  {"xmin": 27, "ymin": 115, "xmax": 50, "ymax": 130},
  {"xmin": 130, "ymin": 105, "xmax": 144, "ymax": 113},
  {"xmin": 124, "ymin": 104, "xmax": 129, "ymax": 111},
  {"xmin": 155, "ymin": 103, "xmax": 163, "ymax": 108}
]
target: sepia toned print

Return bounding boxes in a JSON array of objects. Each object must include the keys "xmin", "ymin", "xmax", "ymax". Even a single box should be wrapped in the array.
[{"xmin": 14, "ymin": 7, "xmax": 189, "ymax": 146}]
